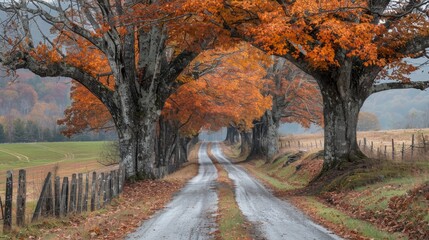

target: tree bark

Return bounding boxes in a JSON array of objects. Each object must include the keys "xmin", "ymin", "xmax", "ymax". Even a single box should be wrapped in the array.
[
  {"xmin": 225, "ymin": 126, "xmax": 239, "ymax": 145},
  {"xmin": 247, "ymin": 110, "xmax": 279, "ymax": 162},
  {"xmin": 318, "ymin": 75, "xmax": 369, "ymax": 172},
  {"xmin": 240, "ymin": 131, "xmax": 252, "ymax": 156}
]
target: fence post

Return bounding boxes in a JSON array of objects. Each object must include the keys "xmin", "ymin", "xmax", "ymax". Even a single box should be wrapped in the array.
[
  {"xmin": 392, "ymin": 139, "xmax": 395, "ymax": 160},
  {"xmin": 423, "ymin": 133, "xmax": 428, "ymax": 153},
  {"xmin": 17, "ymin": 169, "xmax": 26, "ymax": 226},
  {"xmin": 91, "ymin": 172, "xmax": 96, "ymax": 211},
  {"xmin": 83, "ymin": 173, "xmax": 89, "ymax": 212},
  {"xmin": 54, "ymin": 176, "xmax": 60, "ymax": 218},
  {"xmin": 4, "ymin": 171, "xmax": 13, "ymax": 232},
  {"xmin": 369, "ymin": 141, "xmax": 373, "ymax": 154},
  {"xmin": 402, "ymin": 142, "xmax": 405, "ymax": 161},
  {"xmin": 111, "ymin": 170, "xmax": 117, "ymax": 197},
  {"xmin": 116, "ymin": 169, "xmax": 121, "ymax": 196},
  {"xmin": 384, "ymin": 145, "xmax": 387, "ymax": 159},
  {"xmin": 32, "ymin": 172, "xmax": 52, "ymax": 222},
  {"xmin": 359, "ymin": 140, "xmax": 361, "ymax": 146},
  {"xmin": 118, "ymin": 167, "xmax": 123, "ymax": 194},
  {"xmin": 42, "ymin": 178, "xmax": 54, "ymax": 217},
  {"xmin": 77, "ymin": 173, "xmax": 83, "ymax": 213},
  {"xmin": 60, "ymin": 177, "xmax": 69, "ymax": 217},
  {"xmin": 364, "ymin": 138, "xmax": 367, "ymax": 151},
  {"xmin": 103, "ymin": 173, "xmax": 108, "ymax": 206},
  {"xmin": 411, "ymin": 134, "xmax": 415, "ymax": 160},
  {"xmin": 69, "ymin": 174, "xmax": 77, "ymax": 213},
  {"xmin": 98, "ymin": 173, "xmax": 104, "ymax": 209},
  {"xmin": 108, "ymin": 172, "xmax": 112, "ymax": 202}
]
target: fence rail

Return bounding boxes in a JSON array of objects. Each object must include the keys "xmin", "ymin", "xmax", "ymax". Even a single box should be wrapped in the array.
[
  {"xmin": 0, "ymin": 165, "xmax": 124, "ymax": 232},
  {"xmin": 279, "ymin": 133, "xmax": 429, "ymax": 161}
]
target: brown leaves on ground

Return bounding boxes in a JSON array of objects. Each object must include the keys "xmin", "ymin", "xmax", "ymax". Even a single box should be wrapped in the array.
[
  {"xmin": 322, "ymin": 182, "xmax": 429, "ymax": 240},
  {"xmin": 44, "ymin": 180, "xmax": 186, "ymax": 239},
  {"xmin": 31, "ymin": 144, "xmax": 201, "ymax": 240}
]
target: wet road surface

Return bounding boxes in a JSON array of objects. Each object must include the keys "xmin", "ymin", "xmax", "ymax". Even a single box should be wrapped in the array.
[
  {"xmin": 127, "ymin": 143, "xmax": 218, "ymax": 240},
  {"xmin": 211, "ymin": 143, "xmax": 341, "ymax": 240}
]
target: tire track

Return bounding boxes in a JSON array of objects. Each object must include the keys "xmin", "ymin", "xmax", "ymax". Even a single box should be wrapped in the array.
[
  {"xmin": 127, "ymin": 142, "xmax": 218, "ymax": 240},
  {"xmin": 211, "ymin": 143, "xmax": 341, "ymax": 240}
]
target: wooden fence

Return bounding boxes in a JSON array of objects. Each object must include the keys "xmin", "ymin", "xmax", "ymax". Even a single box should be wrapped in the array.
[
  {"xmin": 279, "ymin": 133, "xmax": 429, "ymax": 161},
  {"xmin": 0, "ymin": 166, "xmax": 125, "ymax": 232}
]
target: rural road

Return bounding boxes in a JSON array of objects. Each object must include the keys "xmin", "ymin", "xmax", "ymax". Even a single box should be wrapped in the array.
[
  {"xmin": 128, "ymin": 143, "xmax": 341, "ymax": 240},
  {"xmin": 126, "ymin": 143, "xmax": 218, "ymax": 240},
  {"xmin": 211, "ymin": 143, "xmax": 341, "ymax": 240}
]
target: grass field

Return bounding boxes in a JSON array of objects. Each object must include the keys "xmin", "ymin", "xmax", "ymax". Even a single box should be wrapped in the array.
[
  {"xmin": 0, "ymin": 141, "xmax": 116, "ymax": 198},
  {"xmin": 0, "ymin": 142, "xmax": 106, "ymax": 171}
]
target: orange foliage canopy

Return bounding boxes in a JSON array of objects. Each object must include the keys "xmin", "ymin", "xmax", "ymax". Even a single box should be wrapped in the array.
[
  {"xmin": 163, "ymin": 43, "xmax": 272, "ymax": 136},
  {"xmin": 182, "ymin": 0, "xmax": 429, "ymax": 80}
]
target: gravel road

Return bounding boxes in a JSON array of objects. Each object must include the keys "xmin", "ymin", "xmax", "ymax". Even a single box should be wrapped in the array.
[
  {"xmin": 127, "ymin": 143, "xmax": 218, "ymax": 240},
  {"xmin": 211, "ymin": 143, "xmax": 341, "ymax": 240}
]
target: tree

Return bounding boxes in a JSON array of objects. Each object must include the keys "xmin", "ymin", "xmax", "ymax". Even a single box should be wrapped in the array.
[
  {"xmin": 192, "ymin": 0, "xmax": 429, "ymax": 170},
  {"xmin": 249, "ymin": 57, "xmax": 323, "ymax": 161},
  {"xmin": 0, "ymin": 124, "xmax": 6, "ymax": 143},
  {"xmin": 12, "ymin": 119, "xmax": 26, "ymax": 143},
  {"xmin": 0, "ymin": 1, "xmax": 224, "ymax": 178},
  {"xmin": 357, "ymin": 112, "xmax": 381, "ymax": 131}
]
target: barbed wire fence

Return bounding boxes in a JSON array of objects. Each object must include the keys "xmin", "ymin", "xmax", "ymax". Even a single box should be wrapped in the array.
[
  {"xmin": 278, "ymin": 133, "xmax": 429, "ymax": 162},
  {"xmin": 0, "ymin": 163, "xmax": 122, "ymax": 233}
]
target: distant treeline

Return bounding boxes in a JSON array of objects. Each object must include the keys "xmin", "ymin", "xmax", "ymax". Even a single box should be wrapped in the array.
[{"xmin": 0, "ymin": 118, "xmax": 116, "ymax": 143}]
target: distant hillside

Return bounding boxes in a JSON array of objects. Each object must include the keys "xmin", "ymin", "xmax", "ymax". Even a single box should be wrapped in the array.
[
  {"xmin": 0, "ymin": 69, "xmax": 116, "ymax": 142},
  {"xmin": 0, "ymin": 69, "xmax": 70, "ymax": 128}
]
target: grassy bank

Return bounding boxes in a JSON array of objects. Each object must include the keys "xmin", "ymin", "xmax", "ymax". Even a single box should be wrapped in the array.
[{"xmin": 222, "ymin": 143, "xmax": 428, "ymax": 240}]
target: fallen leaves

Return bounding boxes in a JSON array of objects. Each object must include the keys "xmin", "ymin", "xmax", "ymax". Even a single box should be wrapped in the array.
[{"xmin": 322, "ymin": 182, "xmax": 429, "ymax": 240}]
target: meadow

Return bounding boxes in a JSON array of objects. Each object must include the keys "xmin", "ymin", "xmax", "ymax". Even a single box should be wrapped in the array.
[{"xmin": 0, "ymin": 141, "xmax": 116, "ymax": 197}]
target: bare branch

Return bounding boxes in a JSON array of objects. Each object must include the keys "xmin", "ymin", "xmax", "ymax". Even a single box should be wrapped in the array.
[{"xmin": 371, "ymin": 80, "xmax": 429, "ymax": 94}]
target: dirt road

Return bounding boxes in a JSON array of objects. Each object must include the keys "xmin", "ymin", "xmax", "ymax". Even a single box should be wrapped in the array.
[
  {"xmin": 126, "ymin": 143, "xmax": 218, "ymax": 240},
  {"xmin": 128, "ymin": 143, "xmax": 340, "ymax": 240},
  {"xmin": 211, "ymin": 143, "xmax": 341, "ymax": 240}
]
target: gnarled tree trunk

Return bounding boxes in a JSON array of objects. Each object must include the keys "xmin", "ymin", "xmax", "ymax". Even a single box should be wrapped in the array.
[
  {"xmin": 318, "ymin": 72, "xmax": 370, "ymax": 172},
  {"xmin": 225, "ymin": 126, "xmax": 239, "ymax": 145},
  {"xmin": 248, "ymin": 110, "xmax": 279, "ymax": 162}
]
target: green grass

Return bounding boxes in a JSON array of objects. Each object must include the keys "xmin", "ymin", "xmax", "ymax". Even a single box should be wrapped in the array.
[
  {"xmin": 248, "ymin": 155, "xmax": 312, "ymax": 191},
  {"xmin": 348, "ymin": 177, "xmax": 427, "ymax": 211},
  {"xmin": 323, "ymin": 161, "xmax": 417, "ymax": 192},
  {"xmin": 0, "ymin": 141, "xmax": 108, "ymax": 171},
  {"xmin": 304, "ymin": 197, "xmax": 407, "ymax": 240}
]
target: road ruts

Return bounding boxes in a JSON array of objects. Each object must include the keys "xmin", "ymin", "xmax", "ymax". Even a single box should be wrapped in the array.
[
  {"xmin": 211, "ymin": 143, "xmax": 342, "ymax": 240},
  {"xmin": 127, "ymin": 143, "xmax": 218, "ymax": 240}
]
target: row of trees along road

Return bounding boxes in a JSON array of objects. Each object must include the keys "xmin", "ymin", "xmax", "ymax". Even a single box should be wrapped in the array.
[{"xmin": 1, "ymin": 1, "xmax": 429, "ymax": 179}]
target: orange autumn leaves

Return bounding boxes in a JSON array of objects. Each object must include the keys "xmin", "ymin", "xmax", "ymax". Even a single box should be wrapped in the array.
[
  {"xmin": 208, "ymin": 0, "xmax": 429, "ymax": 73},
  {"xmin": 59, "ymin": 42, "xmax": 322, "ymax": 136},
  {"xmin": 163, "ymin": 44, "xmax": 272, "ymax": 135}
]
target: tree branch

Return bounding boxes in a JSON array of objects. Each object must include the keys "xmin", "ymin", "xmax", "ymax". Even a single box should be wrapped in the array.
[
  {"xmin": 371, "ymin": 80, "xmax": 429, "ymax": 94},
  {"xmin": 1, "ymin": 51, "xmax": 117, "ymax": 113}
]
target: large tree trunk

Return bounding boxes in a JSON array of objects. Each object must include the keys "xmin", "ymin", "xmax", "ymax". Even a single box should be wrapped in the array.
[
  {"xmin": 240, "ymin": 131, "xmax": 252, "ymax": 156},
  {"xmin": 115, "ymin": 106, "xmax": 160, "ymax": 179},
  {"xmin": 318, "ymin": 74, "xmax": 369, "ymax": 172},
  {"xmin": 247, "ymin": 110, "xmax": 279, "ymax": 162}
]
